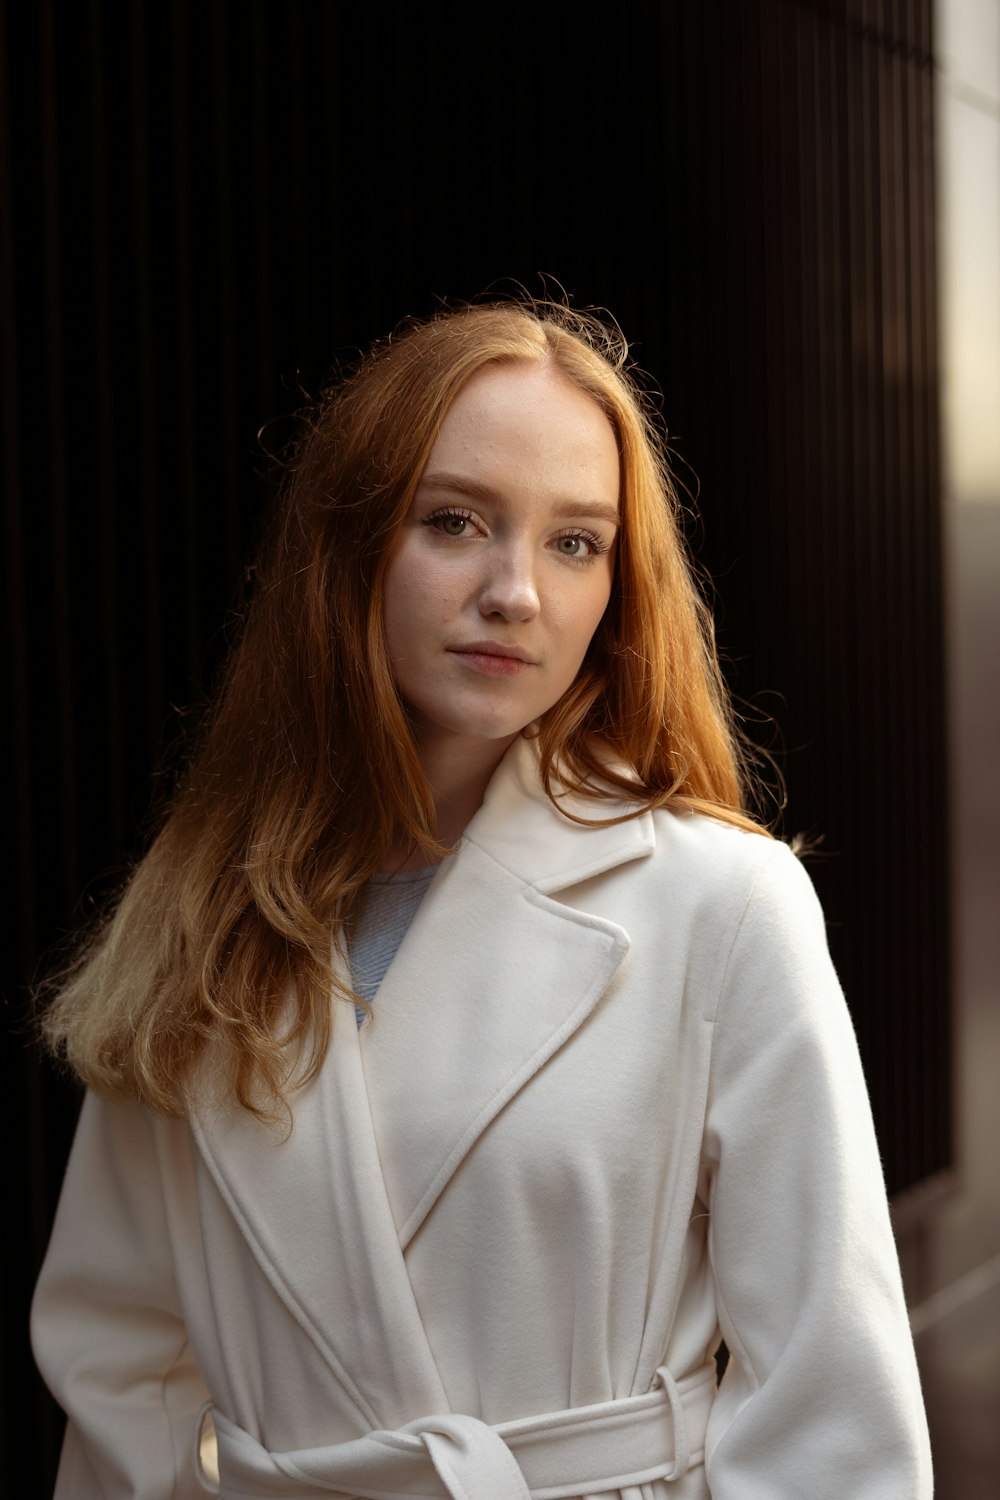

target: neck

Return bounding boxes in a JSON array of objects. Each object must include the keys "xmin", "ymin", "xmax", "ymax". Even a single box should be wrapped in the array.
[{"xmin": 382, "ymin": 731, "xmax": 519, "ymax": 872}]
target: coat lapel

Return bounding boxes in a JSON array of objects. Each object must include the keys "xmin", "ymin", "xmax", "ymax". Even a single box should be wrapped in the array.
[
  {"xmin": 189, "ymin": 996, "xmax": 451, "ymax": 1428},
  {"xmin": 361, "ymin": 736, "xmax": 653, "ymax": 1248},
  {"xmin": 188, "ymin": 737, "xmax": 653, "ymax": 1424}
]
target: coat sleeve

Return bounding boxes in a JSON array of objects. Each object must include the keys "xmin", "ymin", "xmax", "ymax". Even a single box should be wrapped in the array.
[
  {"xmin": 700, "ymin": 843, "xmax": 932, "ymax": 1498},
  {"xmin": 31, "ymin": 1089, "xmax": 215, "ymax": 1499}
]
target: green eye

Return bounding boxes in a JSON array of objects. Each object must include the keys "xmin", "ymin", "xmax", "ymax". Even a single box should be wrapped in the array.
[
  {"xmin": 555, "ymin": 533, "xmax": 602, "ymax": 558},
  {"xmin": 422, "ymin": 509, "xmax": 477, "ymax": 537}
]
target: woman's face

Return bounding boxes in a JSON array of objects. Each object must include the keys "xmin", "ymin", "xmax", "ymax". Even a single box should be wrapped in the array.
[{"xmin": 383, "ymin": 360, "xmax": 620, "ymax": 762}]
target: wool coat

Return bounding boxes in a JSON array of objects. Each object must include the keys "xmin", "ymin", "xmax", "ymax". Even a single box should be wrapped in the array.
[{"xmin": 32, "ymin": 736, "xmax": 932, "ymax": 1499}]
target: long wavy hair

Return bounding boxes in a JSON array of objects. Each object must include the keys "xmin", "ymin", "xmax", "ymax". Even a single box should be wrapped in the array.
[{"xmin": 41, "ymin": 300, "xmax": 766, "ymax": 1118}]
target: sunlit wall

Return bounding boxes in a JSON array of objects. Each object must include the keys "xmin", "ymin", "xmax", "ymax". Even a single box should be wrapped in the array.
[
  {"xmin": 929, "ymin": 0, "xmax": 1000, "ymax": 1295},
  {"xmin": 937, "ymin": 0, "xmax": 1000, "ymax": 510}
]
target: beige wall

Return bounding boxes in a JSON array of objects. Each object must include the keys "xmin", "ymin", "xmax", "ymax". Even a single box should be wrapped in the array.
[
  {"xmin": 909, "ymin": 0, "xmax": 1000, "ymax": 1316},
  {"xmin": 937, "ymin": 0, "xmax": 1000, "ymax": 510}
]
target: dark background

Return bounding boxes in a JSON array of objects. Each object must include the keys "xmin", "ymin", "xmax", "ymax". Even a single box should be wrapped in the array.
[{"xmin": 2, "ymin": 1, "xmax": 949, "ymax": 1492}]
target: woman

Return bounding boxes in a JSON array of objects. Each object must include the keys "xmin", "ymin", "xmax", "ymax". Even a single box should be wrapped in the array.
[{"xmin": 32, "ymin": 301, "xmax": 931, "ymax": 1498}]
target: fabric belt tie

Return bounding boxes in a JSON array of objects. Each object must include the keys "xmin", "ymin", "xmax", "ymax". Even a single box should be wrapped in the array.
[{"xmin": 208, "ymin": 1361, "xmax": 716, "ymax": 1500}]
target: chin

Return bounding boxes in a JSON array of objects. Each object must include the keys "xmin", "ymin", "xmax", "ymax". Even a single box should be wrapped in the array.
[
  {"xmin": 406, "ymin": 689, "xmax": 544, "ymax": 743},
  {"xmin": 449, "ymin": 717, "xmax": 532, "ymax": 745},
  {"xmin": 407, "ymin": 703, "xmax": 536, "ymax": 749}
]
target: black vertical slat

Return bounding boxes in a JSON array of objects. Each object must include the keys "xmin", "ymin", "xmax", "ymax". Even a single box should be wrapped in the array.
[
  {"xmin": 871, "ymin": 1, "xmax": 894, "ymax": 1135},
  {"xmin": 211, "ymin": 0, "xmax": 240, "ymax": 565},
  {"xmin": 845, "ymin": 3, "xmax": 877, "ymax": 1041},
  {"xmin": 87, "ymin": 0, "xmax": 125, "ymax": 859},
  {"xmin": 766, "ymin": 0, "xmax": 787, "ymax": 660},
  {"xmin": 0, "ymin": 0, "xmax": 33, "ymax": 980},
  {"xmin": 895, "ymin": 22, "xmax": 921, "ymax": 1189},
  {"xmin": 249, "ymin": 0, "xmax": 274, "ymax": 429},
  {"xmin": 917, "ymin": 3, "xmax": 948, "ymax": 1187},
  {"xmin": 893, "ymin": 20, "xmax": 917, "ymax": 1158},
  {"xmin": 128, "ymin": 2, "xmax": 163, "ymax": 759},
  {"xmin": 823, "ymin": 11, "xmax": 854, "ymax": 847},
  {"xmin": 901, "ymin": 0, "xmax": 921, "ymax": 1193},
  {"xmin": 169, "ymin": 0, "xmax": 202, "ymax": 685},
  {"xmin": 863, "ymin": 0, "xmax": 891, "ymax": 1105},
  {"xmin": 286, "ymin": 0, "xmax": 312, "ymax": 377},
  {"xmin": 0, "ymin": 0, "xmax": 26, "ymax": 1474},
  {"xmin": 38, "ymin": 0, "xmax": 79, "ymax": 907},
  {"xmin": 319, "ymin": 0, "xmax": 345, "ymax": 364}
]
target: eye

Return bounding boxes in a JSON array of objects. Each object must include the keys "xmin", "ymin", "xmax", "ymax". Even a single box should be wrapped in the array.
[
  {"xmin": 552, "ymin": 530, "xmax": 609, "ymax": 561},
  {"xmin": 421, "ymin": 507, "xmax": 480, "ymax": 539}
]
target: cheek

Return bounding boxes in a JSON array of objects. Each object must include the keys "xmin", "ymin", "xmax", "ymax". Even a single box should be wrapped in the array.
[
  {"xmin": 381, "ymin": 561, "xmax": 404, "ymax": 649},
  {"xmin": 382, "ymin": 545, "xmax": 466, "ymax": 655},
  {"xmin": 382, "ymin": 549, "xmax": 421, "ymax": 666},
  {"xmin": 560, "ymin": 570, "xmax": 615, "ymax": 657},
  {"xmin": 384, "ymin": 542, "xmax": 426, "ymax": 621}
]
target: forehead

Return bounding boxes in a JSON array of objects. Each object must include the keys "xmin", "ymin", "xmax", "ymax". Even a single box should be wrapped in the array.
[{"xmin": 428, "ymin": 362, "xmax": 620, "ymax": 486}]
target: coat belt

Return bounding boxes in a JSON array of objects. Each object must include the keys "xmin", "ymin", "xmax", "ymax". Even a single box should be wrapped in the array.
[{"xmin": 208, "ymin": 1361, "xmax": 717, "ymax": 1500}]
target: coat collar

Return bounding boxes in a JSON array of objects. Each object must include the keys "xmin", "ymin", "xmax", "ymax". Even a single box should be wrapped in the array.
[
  {"xmin": 360, "ymin": 736, "xmax": 654, "ymax": 1246},
  {"xmin": 460, "ymin": 733, "xmax": 655, "ymax": 894}
]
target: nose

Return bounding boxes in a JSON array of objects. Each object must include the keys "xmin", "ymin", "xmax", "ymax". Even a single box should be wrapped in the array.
[{"xmin": 477, "ymin": 542, "xmax": 541, "ymax": 622}]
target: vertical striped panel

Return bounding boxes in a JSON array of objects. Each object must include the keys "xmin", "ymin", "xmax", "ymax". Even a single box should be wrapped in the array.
[{"xmin": 689, "ymin": 0, "xmax": 950, "ymax": 1193}]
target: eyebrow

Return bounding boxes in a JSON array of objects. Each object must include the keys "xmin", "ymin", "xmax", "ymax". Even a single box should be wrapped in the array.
[{"xmin": 418, "ymin": 470, "xmax": 621, "ymax": 529}]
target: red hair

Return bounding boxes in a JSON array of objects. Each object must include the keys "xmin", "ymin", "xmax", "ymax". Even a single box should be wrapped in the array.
[{"xmin": 41, "ymin": 301, "xmax": 762, "ymax": 1118}]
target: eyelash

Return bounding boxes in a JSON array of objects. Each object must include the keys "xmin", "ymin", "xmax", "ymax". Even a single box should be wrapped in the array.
[
  {"xmin": 554, "ymin": 528, "xmax": 609, "ymax": 561},
  {"xmin": 421, "ymin": 508, "xmax": 611, "ymax": 563},
  {"xmin": 421, "ymin": 506, "xmax": 479, "ymax": 537}
]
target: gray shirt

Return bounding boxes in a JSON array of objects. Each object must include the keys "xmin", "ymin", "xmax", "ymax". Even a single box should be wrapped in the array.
[{"xmin": 348, "ymin": 865, "xmax": 440, "ymax": 1026}]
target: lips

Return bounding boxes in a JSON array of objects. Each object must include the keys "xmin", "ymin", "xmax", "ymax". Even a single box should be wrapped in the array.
[
  {"xmin": 449, "ymin": 641, "xmax": 537, "ymax": 664},
  {"xmin": 448, "ymin": 642, "xmax": 538, "ymax": 678}
]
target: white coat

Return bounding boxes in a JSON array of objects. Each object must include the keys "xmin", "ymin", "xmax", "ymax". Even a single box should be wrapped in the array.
[{"xmin": 32, "ymin": 736, "xmax": 932, "ymax": 1499}]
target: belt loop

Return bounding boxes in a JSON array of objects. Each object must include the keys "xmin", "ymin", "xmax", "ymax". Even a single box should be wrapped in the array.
[{"xmin": 655, "ymin": 1366, "xmax": 690, "ymax": 1481}]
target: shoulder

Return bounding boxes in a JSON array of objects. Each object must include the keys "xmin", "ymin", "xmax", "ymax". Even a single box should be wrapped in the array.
[
  {"xmin": 472, "ymin": 737, "xmax": 825, "ymax": 953},
  {"xmin": 644, "ymin": 806, "xmax": 816, "ymax": 932},
  {"xmin": 621, "ymin": 810, "xmax": 836, "ymax": 1027},
  {"xmin": 650, "ymin": 805, "xmax": 784, "ymax": 883},
  {"xmin": 651, "ymin": 815, "xmax": 843, "ymax": 1037}
]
